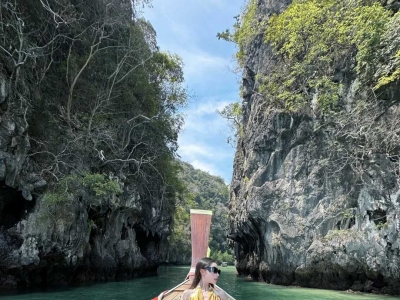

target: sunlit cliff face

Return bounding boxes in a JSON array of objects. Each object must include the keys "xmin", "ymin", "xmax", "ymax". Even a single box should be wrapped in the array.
[{"xmin": 229, "ymin": 0, "xmax": 400, "ymax": 295}]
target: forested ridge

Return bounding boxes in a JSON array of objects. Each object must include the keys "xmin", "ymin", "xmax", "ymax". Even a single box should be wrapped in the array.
[{"xmin": 165, "ymin": 161, "xmax": 234, "ymax": 265}]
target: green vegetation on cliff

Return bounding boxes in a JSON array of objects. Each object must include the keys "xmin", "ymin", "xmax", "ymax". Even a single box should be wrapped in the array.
[
  {"xmin": 264, "ymin": 0, "xmax": 392, "ymax": 112},
  {"xmin": 221, "ymin": 0, "xmax": 400, "ymax": 113},
  {"xmin": 222, "ymin": 0, "xmax": 400, "ymax": 183},
  {"xmin": 232, "ymin": 0, "xmax": 260, "ymax": 66}
]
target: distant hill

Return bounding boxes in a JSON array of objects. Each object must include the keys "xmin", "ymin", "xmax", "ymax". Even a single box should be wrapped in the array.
[{"xmin": 163, "ymin": 161, "xmax": 234, "ymax": 264}]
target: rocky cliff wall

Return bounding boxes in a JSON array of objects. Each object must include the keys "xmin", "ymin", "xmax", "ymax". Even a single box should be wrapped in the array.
[
  {"xmin": 0, "ymin": 94, "xmax": 170, "ymax": 288},
  {"xmin": 0, "ymin": 88, "xmax": 171, "ymax": 289},
  {"xmin": 0, "ymin": 0, "xmax": 179, "ymax": 290},
  {"xmin": 230, "ymin": 0, "xmax": 400, "ymax": 294}
]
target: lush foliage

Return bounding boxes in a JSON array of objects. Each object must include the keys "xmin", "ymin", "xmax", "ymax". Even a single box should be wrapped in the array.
[
  {"xmin": 211, "ymin": 249, "xmax": 235, "ymax": 265},
  {"xmin": 42, "ymin": 175, "xmax": 82, "ymax": 205},
  {"xmin": 82, "ymin": 173, "xmax": 123, "ymax": 197},
  {"xmin": 42, "ymin": 173, "xmax": 122, "ymax": 206},
  {"xmin": 224, "ymin": 0, "xmax": 400, "ymax": 113},
  {"xmin": 375, "ymin": 11, "xmax": 400, "ymax": 89},
  {"xmin": 40, "ymin": 172, "xmax": 122, "ymax": 226},
  {"xmin": 232, "ymin": 0, "xmax": 260, "ymax": 66},
  {"xmin": 217, "ymin": 0, "xmax": 263, "ymax": 67},
  {"xmin": 263, "ymin": 0, "xmax": 391, "ymax": 112}
]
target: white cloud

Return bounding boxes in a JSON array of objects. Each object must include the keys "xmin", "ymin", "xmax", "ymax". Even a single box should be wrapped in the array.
[
  {"xmin": 185, "ymin": 98, "xmax": 232, "ymax": 116},
  {"xmin": 177, "ymin": 135, "xmax": 234, "ymax": 182},
  {"xmin": 142, "ymin": 0, "xmax": 242, "ymax": 183},
  {"xmin": 189, "ymin": 160, "xmax": 219, "ymax": 176},
  {"xmin": 179, "ymin": 144, "xmax": 213, "ymax": 158},
  {"xmin": 142, "ymin": 1, "xmax": 239, "ymax": 84},
  {"xmin": 181, "ymin": 51, "xmax": 230, "ymax": 76},
  {"xmin": 178, "ymin": 139, "xmax": 231, "ymax": 159},
  {"xmin": 182, "ymin": 116, "xmax": 226, "ymax": 135},
  {"xmin": 180, "ymin": 94, "xmax": 237, "ymax": 136}
]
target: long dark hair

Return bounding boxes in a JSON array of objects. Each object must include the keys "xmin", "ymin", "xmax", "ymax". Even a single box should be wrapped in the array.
[{"xmin": 189, "ymin": 257, "xmax": 216, "ymax": 289}]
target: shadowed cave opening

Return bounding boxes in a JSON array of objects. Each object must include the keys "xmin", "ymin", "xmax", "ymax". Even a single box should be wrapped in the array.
[
  {"xmin": 367, "ymin": 209, "xmax": 387, "ymax": 226},
  {"xmin": 0, "ymin": 181, "xmax": 35, "ymax": 229},
  {"xmin": 121, "ymin": 222, "xmax": 128, "ymax": 240},
  {"xmin": 133, "ymin": 223, "xmax": 160, "ymax": 258}
]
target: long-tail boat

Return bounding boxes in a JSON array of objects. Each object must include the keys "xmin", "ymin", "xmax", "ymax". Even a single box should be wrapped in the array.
[{"xmin": 152, "ymin": 209, "xmax": 236, "ymax": 300}]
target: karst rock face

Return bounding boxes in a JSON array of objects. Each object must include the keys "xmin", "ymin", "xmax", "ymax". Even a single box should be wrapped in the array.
[
  {"xmin": 0, "ymin": 0, "xmax": 174, "ymax": 290},
  {"xmin": 0, "ymin": 91, "xmax": 170, "ymax": 289},
  {"xmin": 229, "ymin": 0, "xmax": 400, "ymax": 294},
  {"xmin": 0, "ymin": 91, "xmax": 171, "ymax": 288}
]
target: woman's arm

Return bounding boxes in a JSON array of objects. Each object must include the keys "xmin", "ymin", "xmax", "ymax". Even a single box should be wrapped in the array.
[{"xmin": 182, "ymin": 289, "xmax": 192, "ymax": 300}]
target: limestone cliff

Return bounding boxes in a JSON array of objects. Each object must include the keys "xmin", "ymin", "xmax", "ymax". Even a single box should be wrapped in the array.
[
  {"xmin": 0, "ymin": 0, "xmax": 185, "ymax": 289},
  {"xmin": 0, "ymin": 73, "xmax": 171, "ymax": 289},
  {"xmin": 230, "ymin": 0, "xmax": 400, "ymax": 294}
]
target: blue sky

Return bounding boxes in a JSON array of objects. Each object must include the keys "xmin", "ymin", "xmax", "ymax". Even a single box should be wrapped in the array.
[{"xmin": 142, "ymin": 1, "xmax": 244, "ymax": 183}]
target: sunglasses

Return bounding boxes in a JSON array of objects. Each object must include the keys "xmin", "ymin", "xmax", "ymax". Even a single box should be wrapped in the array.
[{"xmin": 203, "ymin": 266, "xmax": 221, "ymax": 275}]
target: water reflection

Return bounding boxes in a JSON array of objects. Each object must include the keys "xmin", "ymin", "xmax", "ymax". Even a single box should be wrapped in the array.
[{"xmin": 0, "ymin": 266, "xmax": 397, "ymax": 300}]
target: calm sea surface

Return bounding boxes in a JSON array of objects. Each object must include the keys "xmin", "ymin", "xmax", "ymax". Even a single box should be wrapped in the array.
[{"xmin": 0, "ymin": 266, "xmax": 397, "ymax": 300}]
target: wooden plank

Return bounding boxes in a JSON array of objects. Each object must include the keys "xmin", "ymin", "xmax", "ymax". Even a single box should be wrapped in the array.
[{"xmin": 162, "ymin": 280, "xmax": 191, "ymax": 300}]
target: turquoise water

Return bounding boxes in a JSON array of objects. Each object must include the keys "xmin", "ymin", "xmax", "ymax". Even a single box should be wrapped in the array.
[{"xmin": 0, "ymin": 266, "xmax": 397, "ymax": 300}]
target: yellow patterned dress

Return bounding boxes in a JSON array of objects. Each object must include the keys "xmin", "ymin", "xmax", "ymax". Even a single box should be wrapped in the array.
[{"xmin": 189, "ymin": 287, "xmax": 220, "ymax": 300}]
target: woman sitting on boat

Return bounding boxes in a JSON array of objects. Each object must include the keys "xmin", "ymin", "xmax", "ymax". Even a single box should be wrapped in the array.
[{"xmin": 182, "ymin": 257, "xmax": 228, "ymax": 300}]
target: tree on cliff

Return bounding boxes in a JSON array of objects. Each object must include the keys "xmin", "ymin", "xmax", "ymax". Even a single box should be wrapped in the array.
[{"xmin": 217, "ymin": 102, "xmax": 242, "ymax": 146}]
